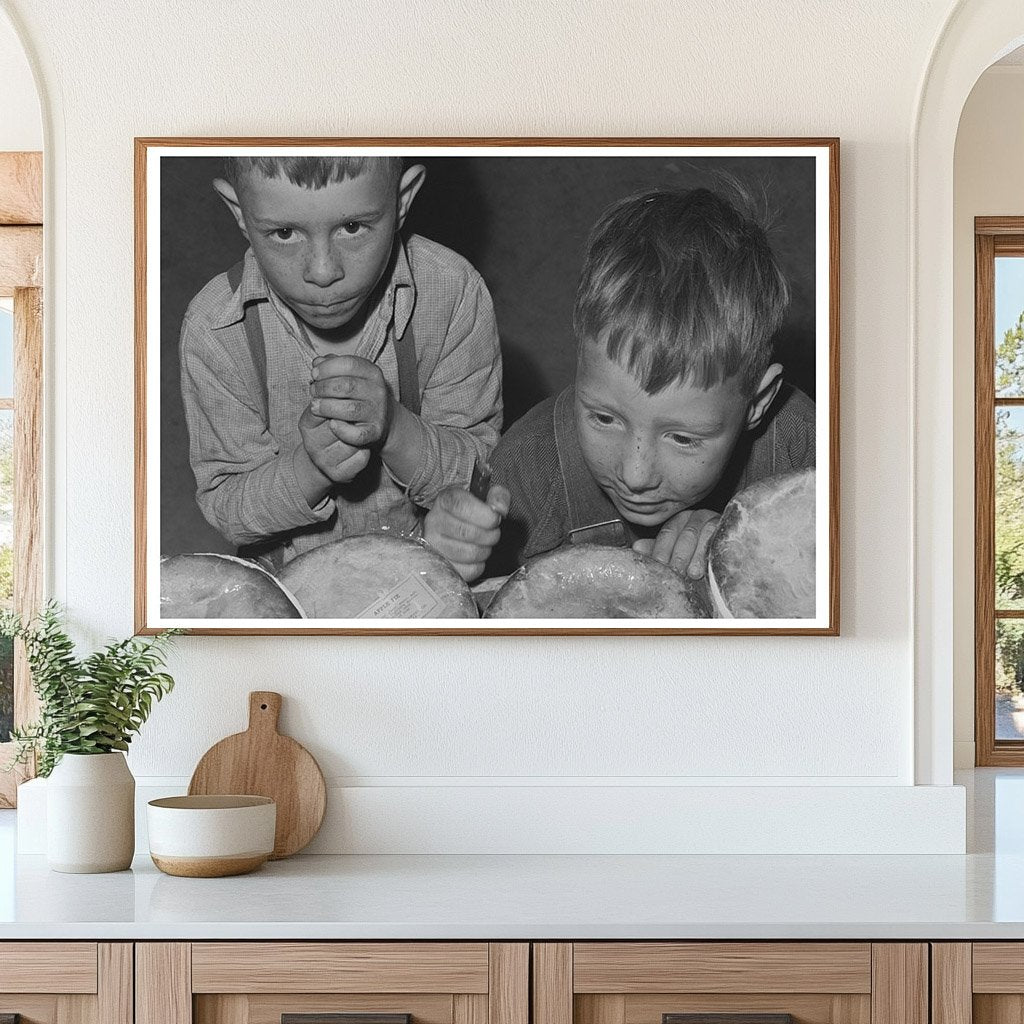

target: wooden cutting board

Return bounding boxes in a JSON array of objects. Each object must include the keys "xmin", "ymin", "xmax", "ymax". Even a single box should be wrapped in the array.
[{"xmin": 188, "ymin": 691, "xmax": 326, "ymax": 859}]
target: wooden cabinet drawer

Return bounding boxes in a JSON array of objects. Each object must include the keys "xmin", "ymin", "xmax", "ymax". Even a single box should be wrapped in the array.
[
  {"xmin": 933, "ymin": 942, "xmax": 1024, "ymax": 1024},
  {"xmin": 190, "ymin": 943, "xmax": 491, "ymax": 993},
  {"xmin": 0, "ymin": 943, "xmax": 99, "ymax": 993},
  {"xmin": 534, "ymin": 943, "xmax": 927, "ymax": 1024},
  {"xmin": 0, "ymin": 943, "xmax": 130, "ymax": 1024},
  {"xmin": 572, "ymin": 943, "xmax": 871, "ymax": 993},
  {"xmin": 138, "ymin": 943, "xmax": 528, "ymax": 1024}
]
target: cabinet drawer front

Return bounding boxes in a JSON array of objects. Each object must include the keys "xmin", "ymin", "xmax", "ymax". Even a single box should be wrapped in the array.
[
  {"xmin": 191, "ymin": 944, "xmax": 491, "ymax": 994},
  {"xmin": 0, "ymin": 943, "xmax": 97, "ymax": 993},
  {"xmin": 573, "ymin": 944, "xmax": 872, "ymax": 994},
  {"xmin": 973, "ymin": 944, "xmax": 1024, "ymax": 992}
]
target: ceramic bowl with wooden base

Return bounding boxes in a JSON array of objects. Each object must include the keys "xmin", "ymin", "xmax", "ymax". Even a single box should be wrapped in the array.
[{"xmin": 147, "ymin": 795, "xmax": 276, "ymax": 877}]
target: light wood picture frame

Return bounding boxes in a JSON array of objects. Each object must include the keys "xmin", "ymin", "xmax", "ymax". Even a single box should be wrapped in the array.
[{"xmin": 135, "ymin": 137, "xmax": 839, "ymax": 636}]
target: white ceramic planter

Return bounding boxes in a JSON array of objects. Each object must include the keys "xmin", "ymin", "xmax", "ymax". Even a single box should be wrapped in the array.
[{"xmin": 46, "ymin": 752, "xmax": 135, "ymax": 873}]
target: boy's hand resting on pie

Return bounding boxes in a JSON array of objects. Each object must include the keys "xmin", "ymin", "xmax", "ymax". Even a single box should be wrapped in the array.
[
  {"xmin": 425, "ymin": 485, "xmax": 511, "ymax": 582},
  {"xmin": 633, "ymin": 507, "xmax": 720, "ymax": 579}
]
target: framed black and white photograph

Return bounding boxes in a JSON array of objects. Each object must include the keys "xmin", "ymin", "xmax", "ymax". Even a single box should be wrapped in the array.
[{"xmin": 135, "ymin": 138, "xmax": 838, "ymax": 635}]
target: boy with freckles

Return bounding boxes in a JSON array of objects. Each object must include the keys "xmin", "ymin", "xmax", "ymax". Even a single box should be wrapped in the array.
[
  {"xmin": 424, "ymin": 187, "xmax": 815, "ymax": 584},
  {"xmin": 179, "ymin": 155, "xmax": 502, "ymax": 567}
]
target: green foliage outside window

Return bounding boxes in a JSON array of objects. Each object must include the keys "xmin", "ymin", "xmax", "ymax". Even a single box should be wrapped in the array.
[
  {"xmin": 996, "ymin": 311, "xmax": 1024, "ymax": 694},
  {"xmin": 0, "ymin": 634, "xmax": 11, "ymax": 742},
  {"xmin": 997, "ymin": 620, "xmax": 1024, "ymax": 694},
  {"xmin": 0, "ymin": 415, "xmax": 11, "ymax": 741}
]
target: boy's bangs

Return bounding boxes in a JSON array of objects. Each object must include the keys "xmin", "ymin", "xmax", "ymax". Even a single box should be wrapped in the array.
[
  {"xmin": 592, "ymin": 267, "xmax": 757, "ymax": 395},
  {"xmin": 226, "ymin": 155, "xmax": 403, "ymax": 191},
  {"xmin": 601, "ymin": 313, "xmax": 746, "ymax": 396}
]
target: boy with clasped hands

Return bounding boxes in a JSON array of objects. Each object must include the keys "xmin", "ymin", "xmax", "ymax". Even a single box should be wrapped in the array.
[{"xmin": 179, "ymin": 155, "xmax": 502, "ymax": 567}]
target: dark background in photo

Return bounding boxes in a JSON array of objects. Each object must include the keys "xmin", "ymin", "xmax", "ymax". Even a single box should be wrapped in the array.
[{"xmin": 159, "ymin": 154, "xmax": 817, "ymax": 556}]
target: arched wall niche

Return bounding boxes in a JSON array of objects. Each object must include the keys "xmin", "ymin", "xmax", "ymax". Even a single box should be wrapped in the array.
[{"xmin": 914, "ymin": 0, "xmax": 1024, "ymax": 785}]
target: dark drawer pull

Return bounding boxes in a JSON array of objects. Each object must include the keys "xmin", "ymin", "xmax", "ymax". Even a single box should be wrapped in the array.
[
  {"xmin": 665, "ymin": 1016, "xmax": 794, "ymax": 1024},
  {"xmin": 283, "ymin": 1016, "xmax": 411, "ymax": 1024},
  {"xmin": 1, "ymin": 1016, "xmax": 21, "ymax": 1024}
]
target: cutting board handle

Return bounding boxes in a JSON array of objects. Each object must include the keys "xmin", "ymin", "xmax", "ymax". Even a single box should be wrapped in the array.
[{"xmin": 248, "ymin": 691, "xmax": 282, "ymax": 734}]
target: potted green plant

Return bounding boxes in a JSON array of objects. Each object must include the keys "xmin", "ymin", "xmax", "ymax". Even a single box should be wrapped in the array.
[{"xmin": 2, "ymin": 602, "xmax": 179, "ymax": 873}]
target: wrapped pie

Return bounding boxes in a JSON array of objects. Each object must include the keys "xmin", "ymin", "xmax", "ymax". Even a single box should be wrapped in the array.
[
  {"xmin": 160, "ymin": 552, "xmax": 304, "ymax": 619},
  {"xmin": 707, "ymin": 467, "xmax": 816, "ymax": 619},
  {"xmin": 277, "ymin": 534, "xmax": 478, "ymax": 619},
  {"xmin": 484, "ymin": 543, "xmax": 706, "ymax": 619}
]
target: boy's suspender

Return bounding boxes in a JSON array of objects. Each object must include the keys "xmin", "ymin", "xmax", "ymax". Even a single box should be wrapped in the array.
[
  {"xmin": 224, "ymin": 258, "xmax": 421, "ymax": 421},
  {"xmin": 393, "ymin": 324, "xmax": 421, "ymax": 417},
  {"xmin": 226, "ymin": 260, "xmax": 270, "ymax": 421}
]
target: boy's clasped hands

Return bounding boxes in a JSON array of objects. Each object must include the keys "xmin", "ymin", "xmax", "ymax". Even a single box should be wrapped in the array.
[{"xmin": 299, "ymin": 354, "xmax": 393, "ymax": 484}]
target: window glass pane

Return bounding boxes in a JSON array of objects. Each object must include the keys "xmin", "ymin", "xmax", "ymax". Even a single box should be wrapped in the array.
[
  {"xmin": 996, "ymin": 407, "xmax": 1024, "ymax": 609},
  {"xmin": 0, "ymin": 409, "xmax": 12, "ymax": 742},
  {"xmin": 0, "ymin": 302, "xmax": 12, "ymax": 399},
  {"xmin": 0, "ymin": 635, "xmax": 10, "ymax": 742},
  {"xmin": 996, "ymin": 256, "xmax": 1024, "ymax": 397},
  {"xmin": 997, "ymin": 619, "xmax": 1024, "ymax": 740}
]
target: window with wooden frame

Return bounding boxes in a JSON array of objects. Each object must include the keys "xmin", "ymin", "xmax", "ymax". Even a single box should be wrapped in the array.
[
  {"xmin": 976, "ymin": 217, "xmax": 1024, "ymax": 765},
  {"xmin": 0, "ymin": 151, "xmax": 43, "ymax": 806}
]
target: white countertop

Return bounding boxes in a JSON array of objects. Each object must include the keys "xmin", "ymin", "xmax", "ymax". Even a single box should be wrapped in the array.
[
  {"xmin": 0, "ymin": 768, "xmax": 1021, "ymax": 941},
  {"xmin": 1, "ymin": 847, "xmax": 1019, "ymax": 940}
]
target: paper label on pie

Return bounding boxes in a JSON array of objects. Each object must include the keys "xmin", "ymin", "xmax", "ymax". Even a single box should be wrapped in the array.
[{"xmin": 356, "ymin": 573, "xmax": 448, "ymax": 618}]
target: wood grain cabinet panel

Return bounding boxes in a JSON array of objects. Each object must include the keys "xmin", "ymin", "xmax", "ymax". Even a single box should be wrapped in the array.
[
  {"xmin": 138, "ymin": 943, "xmax": 527, "ymax": 1024},
  {"xmin": 950, "ymin": 942, "xmax": 1024, "ymax": 1024},
  {"xmin": 0, "ymin": 225, "xmax": 41, "ymax": 294},
  {"xmin": 0, "ymin": 943, "xmax": 130, "ymax": 1024},
  {"xmin": 0, "ymin": 943, "xmax": 98, "ymax": 993},
  {"xmin": 931, "ymin": 944, "xmax": 971, "ymax": 1024},
  {"xmin": 534, "ymin": 944, "xmax": 573, "ymax": 1024},
  {"xmin": 191, "ymin": 944, "xmax": 490, "ymax": 994},
  {"xmin": 0, "ymin": 152, "xmax": 42, "ymax": 225},
  {"xmin": 0, "ymin": 937, "xmax": 945, "ymax": 1024},
  {"xmin": 137, "ymin": 943, "xmax": 192, "ymax": 1024},
  {"xmin": 973, "ymin": 945, "xmax": 1024, "ymax": 993},
  {"xmin": 534, "ymin": 944, "xmax": 926, "ymax": 1024},
  {"xmin": 573, "ymin": 943, "xmax": 873, "ymax": 994},
  {"xmin": 871, "ymin": 945, "xmax": 927, "ymax": 1024}
]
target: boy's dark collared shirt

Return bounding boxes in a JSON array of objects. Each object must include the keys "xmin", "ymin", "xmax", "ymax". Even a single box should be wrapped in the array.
[
  {"xmin": 488, "ymin": 382, "xmax": 816, "ymax": 576},
  {"xmin": 180, "ymin": 235, "xmax": 503, "ymax": 560}
]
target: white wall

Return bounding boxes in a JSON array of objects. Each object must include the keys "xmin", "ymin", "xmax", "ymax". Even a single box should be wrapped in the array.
[
  {"xmin": 1, "ymin": 0, "xmax": 975, "ymax": 852},
  {"xmin": 0, "ymin": 9, "xmax": 40, "ymax": 151},
  {"xmin": 952, "ymin": 65, "xmax": 1024, "ymax": 768}
]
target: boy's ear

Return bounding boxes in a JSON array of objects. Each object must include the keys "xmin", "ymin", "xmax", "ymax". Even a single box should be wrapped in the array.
[
  {"xmin": 744, "ymin": 363, "xmax": 784, "ymax": 431},
  {"xmin": 212, "ymin": 178, "xmax": 250, "ymax": 241},
  {"xmin": 396, "ymin": 164, "xmax": 427, "ymax": 230}
]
